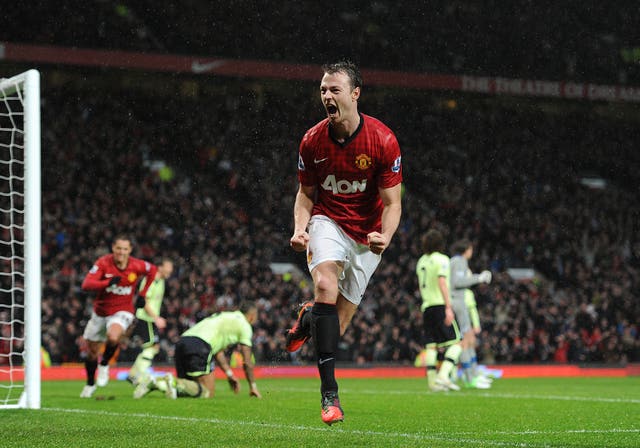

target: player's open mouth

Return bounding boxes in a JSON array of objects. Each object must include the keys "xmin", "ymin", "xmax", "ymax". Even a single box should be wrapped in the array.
[{"xmin": 326, "ymin": 104, "xmax": 338, "ymax": 116}]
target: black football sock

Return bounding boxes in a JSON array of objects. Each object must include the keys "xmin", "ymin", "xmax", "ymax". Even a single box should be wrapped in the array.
[
  {"xmin": 100, "ymin": 343, "xmax": 118, "ymax": 366},
  {"xmin": 85, "ymin": 359, "xmax": 98, "ymax": 386},
  {"xmin": 301, "ymin": 306, "xmax": 313, "ymax": 335},
  {"xmin": 311, "ymin": 302, "xmax": 339, "ymax": 395}
]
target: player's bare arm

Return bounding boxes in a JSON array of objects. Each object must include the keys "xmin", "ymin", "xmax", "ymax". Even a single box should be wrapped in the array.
[
  {"xmin": 367, "ymin": 183, "xmax": 402, "ymax": 254},
  {"xmin": 81, "ymin": 263, "xmax": 113, "ymax": 291},
  {"xmin": 239, "ymin": 344, "xmax": 261, "ymax": 398},
  {"xmin": 214, "ymin": 350, "xmax": 240, "ymax": 394},
  {"xmin": 439, "ymin": 276, "xmax": 454, "ymax": 326},
  {"xmin": 143, "ymin": 300, "xmax": 167, "ymax": 329},
  {"xmin": 290, "ymin": 184, "xmax": 316, "ymax": 252}
]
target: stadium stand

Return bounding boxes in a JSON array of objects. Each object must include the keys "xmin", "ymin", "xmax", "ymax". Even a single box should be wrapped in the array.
[
  {"xmin": 26, "ymin": 70, "xmax": 639, "ymax": 368},
  {"xmin": 2, "ymin": 1, "xmax": 640, "ymax": 84},
  {"xmin": 1, "ymin": 3, "xmax": 639, "ymax": 368}
]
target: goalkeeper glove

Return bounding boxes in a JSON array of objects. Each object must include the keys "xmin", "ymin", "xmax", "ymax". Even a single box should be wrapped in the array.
[
  {"xmin": 108, "ymin": 276, "xmax": 121, "ymax": 286},
  {"xmin": 478, "ymin": 270, "xmax": 492, "ymax": 284},
  {"xmin": 134, "ymin": 295, "xmax": 146, "ymax": 309}
]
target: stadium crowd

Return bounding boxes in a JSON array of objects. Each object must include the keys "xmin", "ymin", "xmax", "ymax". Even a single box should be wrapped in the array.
[
  {"xmin": 29, "ymin": 71, "xmax": 639, "ymax": 369},
  {"xmin": 3, "ymin": 1, "xmax": 640, "ymax": 85}
]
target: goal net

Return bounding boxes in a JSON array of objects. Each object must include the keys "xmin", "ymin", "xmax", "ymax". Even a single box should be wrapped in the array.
[{"xmin": 0, "ymin": 70, "xmax": 41, "ymax": 409}]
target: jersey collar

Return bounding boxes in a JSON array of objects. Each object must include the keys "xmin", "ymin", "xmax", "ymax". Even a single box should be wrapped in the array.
[{"xmin": 328, "ymin": 113, "xmax": 363, "ymax": 147}]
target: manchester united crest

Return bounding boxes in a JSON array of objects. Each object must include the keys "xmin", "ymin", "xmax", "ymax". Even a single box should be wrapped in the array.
[{"xmin": 355, "ymin": 154, "xmax": 372, "ymax": 170}]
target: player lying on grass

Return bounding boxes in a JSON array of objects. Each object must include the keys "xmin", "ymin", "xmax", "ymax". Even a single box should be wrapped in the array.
[{"xmin": 134, "ymin": 301, "xmax": 261, "ymax": 399}]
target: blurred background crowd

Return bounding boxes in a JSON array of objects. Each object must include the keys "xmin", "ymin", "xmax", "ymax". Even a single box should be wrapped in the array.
[
  {"xmin": 5, "ymin": 0, "xmax": 640, "ymax": 84},
  {"xmin": 1, "ymin": 1, "xmax": 639, "ymax": 368}
]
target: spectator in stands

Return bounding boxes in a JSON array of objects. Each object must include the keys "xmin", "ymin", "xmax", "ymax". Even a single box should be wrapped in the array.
[{"xmin": 31, "ymin": 70, "xmax": 639, "ymax": 373}]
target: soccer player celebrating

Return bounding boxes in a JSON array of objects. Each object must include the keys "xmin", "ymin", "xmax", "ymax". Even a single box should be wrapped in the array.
[
  {"xmin": 127, "ymin": 258, "xmax": 174, "ymax": 385},
  {"xmin": 134, "ymin": 301, "xmax": 261, "ymax": 400},
  {"xmin": 287, "ymin": 61, "xmax": 402, "ymax": 425},
  {"xmin": 79, "ymin": 235, "xmax": 157, "ymax": 398},
  {"xmin": 416, "ymin": 229, "xmax": 462, "ymax": 392}
]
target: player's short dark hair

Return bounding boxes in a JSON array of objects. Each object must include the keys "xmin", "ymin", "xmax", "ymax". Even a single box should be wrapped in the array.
[
  {"xmin": 451, "ymin": 239, "xmax": 472, "ymax": 255},
  {"xmin": 422, "ymin": 229, "xmax": 445, "ymax": 255},
  {"xmin": 322, "ymin": 60, "xmax": 363, "ymax": 90},
  {"xmin": 238, "ymin": 300, "xmax": 257, "ymax": 315},
  {"xmin": 112, "ymin": 234, "xmax": 132, "ymax": 245}
]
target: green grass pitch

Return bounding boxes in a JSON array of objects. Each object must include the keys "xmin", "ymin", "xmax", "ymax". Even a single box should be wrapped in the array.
[{"xmin": 2, "ymin": 376, "xmax": 639, "ymax": 447}]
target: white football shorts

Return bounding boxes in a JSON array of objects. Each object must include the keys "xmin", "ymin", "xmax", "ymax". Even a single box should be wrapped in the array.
[
  {"xmin": 83, "ymin": 310, "xmax": 135, "ymax": 342},
  {"xmin": 307, "ymin": 215, "xmax": 381, "ymax": 306}
]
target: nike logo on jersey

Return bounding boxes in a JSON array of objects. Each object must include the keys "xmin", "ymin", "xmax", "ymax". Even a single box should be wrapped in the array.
[
  {"xmin": 314, "ymin": 157, "xmax": 329, "ymax": 164},
  {"xmin": 318, "ymin": 357, "xmax": 334, "ymax": 365}
]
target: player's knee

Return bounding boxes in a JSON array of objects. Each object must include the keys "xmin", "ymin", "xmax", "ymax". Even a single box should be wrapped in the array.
[
  {"xmin": 142, "ymin": 346, "xmax": 158, "ymax": 359},
  {"xmin": 197, "ymin": 382, "xmax": 213, "ymax": 399},
  {"xmin": 314, "ymin": 276, "xmax": 338, "ymax": 301},
  {"xmin": 445, "ymin": 343, "xmax": 463, "ymax": 363},
  {"xmin": 106, "ymin": 327, "xmax": 124, "ymax": 344},
  {"xmin": 87, "ymin": 342, "xmax": 102, "ymax": 359},
  {"xmin": 106, "ymin": 335, "xmax": 120, "ymax": 346}
]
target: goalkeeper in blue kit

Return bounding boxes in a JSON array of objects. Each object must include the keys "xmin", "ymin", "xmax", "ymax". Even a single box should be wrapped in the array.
[{"xmin": 449, "ymin": 239, "xmax": 492, "ymax": 388}]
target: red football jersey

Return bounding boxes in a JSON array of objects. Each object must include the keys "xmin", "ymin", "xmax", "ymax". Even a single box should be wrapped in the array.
[
  {"xmin": 82, "ymin": 254, "xmax": 157, "ymax": 316},
  {"xmin": 298, "ymin": 113, "xmax": 402, "ymax": 244}
]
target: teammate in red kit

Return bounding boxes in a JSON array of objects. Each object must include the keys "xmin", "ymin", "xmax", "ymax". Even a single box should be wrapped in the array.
[
  {"xmin": 79, "ymin": 235, "xmax": 157, "ymax": 398},
  {"xmin": 287, "ymin": 61, "xmax": 402, "ymax": 425}
]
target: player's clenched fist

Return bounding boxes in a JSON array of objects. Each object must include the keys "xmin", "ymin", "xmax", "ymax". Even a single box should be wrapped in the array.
[
  {"xmin": 290, "ymin": 231, "xmax": 310, "ymax": 252},
  {"xmin": 367, "ymin": 232, "xmax": 388, "ymax": 255}
]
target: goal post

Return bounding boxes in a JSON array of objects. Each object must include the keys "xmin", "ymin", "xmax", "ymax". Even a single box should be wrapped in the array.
[{"xmin": 0, "ymin": 69, "xmax": 41, "ymax": 409}]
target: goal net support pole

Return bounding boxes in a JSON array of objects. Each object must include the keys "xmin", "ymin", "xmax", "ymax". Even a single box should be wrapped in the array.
[
  {"xmin": 0, "ymin": 69, "xmax": 41, "ymax": 409},
  {"xmin": 23, "ymin": 69, "xmax": 41, "ymax": 410}
]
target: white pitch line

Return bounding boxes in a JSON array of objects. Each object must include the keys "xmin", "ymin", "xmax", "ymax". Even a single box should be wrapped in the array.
[
  {"xmin": 40, "ymin": 407, "xmax": 546, "ymax": 448},
  {"xmin": 474, "ymin": 392, "xmax": 640, "ymax": 404},
  {"xmin": 277, "ymin": 387, "xmax": 640, "ymax": 405},
  {"xmin": 454, "ymin": 428, "xmax": 640, "ymax": 436}
]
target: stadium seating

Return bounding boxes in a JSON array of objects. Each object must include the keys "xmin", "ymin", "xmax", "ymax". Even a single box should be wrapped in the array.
[
  {"xmin": 2, "ymin": 1, "xmax": 640, "ymax": 84},
  {"xmin": 2, "ymin": 3, "xmax": 638, "ymax": 367},
  {"xmin": 31, "ymin": 74, "xmax": 639, "ymax": 367}
]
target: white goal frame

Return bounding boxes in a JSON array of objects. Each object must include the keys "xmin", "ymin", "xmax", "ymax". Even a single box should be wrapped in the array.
[{"xmin": 0, "ymin": 70, "xmax": 41, "ymax": 409}]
